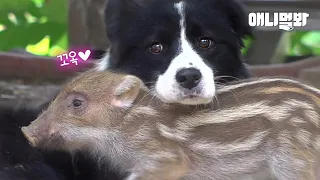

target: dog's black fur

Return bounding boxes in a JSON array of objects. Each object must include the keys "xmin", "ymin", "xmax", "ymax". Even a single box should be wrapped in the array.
[{"xmin": 0, "ymin": 0, "xmax": 253, "ymax": 179}]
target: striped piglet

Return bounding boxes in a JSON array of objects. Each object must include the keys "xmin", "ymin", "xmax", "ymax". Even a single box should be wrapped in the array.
[{"xmin": 22, "ymin": 71, "xmax": 320, "ymax": 180}]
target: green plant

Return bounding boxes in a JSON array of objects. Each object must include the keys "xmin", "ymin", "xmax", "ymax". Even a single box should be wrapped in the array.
[
  {"xmin": 241, "ymin": 36, "xmax": 253, "ymax": 56},
  {"xmin": 298, "ymin": 31, "xmax": 320, "ymax": 56},
  {"xmin": 0, "ymin": 0, "xmax": 68, "ymax": 56},
  {"xmin": 241, "ymin": 31, "xmax": 320, "ymax": 58}
]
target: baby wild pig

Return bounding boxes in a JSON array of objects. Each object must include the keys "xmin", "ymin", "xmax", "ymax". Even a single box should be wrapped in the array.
[{"xmin": 21, "ymin": 71, "xmax": 320, "ymax": 180}]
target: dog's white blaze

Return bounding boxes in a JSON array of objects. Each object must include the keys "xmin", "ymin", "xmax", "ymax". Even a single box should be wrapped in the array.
[
  {"xmin": 95, "ymin": 48, "xmax": 110, "ymax": 71},
  {"xmin": 155, "ymin": 2, "xmax": 215, "ymax": 105}
]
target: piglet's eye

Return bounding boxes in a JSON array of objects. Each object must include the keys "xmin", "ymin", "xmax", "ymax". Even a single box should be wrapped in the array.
[{"xmin": 72, "ymin": 99, "xmax": 83, "ymax": 108}]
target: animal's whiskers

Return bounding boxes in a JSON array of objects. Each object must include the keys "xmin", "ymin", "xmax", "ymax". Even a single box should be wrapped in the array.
[
  {"xmin": 216, "ymin": 82, "xmax": 240, "ymax": 105},
  {"xmin": 214, "ymin": 75, "xmax": 241, "ymax": 82}
]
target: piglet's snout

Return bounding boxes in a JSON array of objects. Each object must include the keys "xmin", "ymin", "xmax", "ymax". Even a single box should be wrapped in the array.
[
  {"xmin": 21, "ymin": 117, "xmax": 52, "ymax": 147},
  {"xmin": 21, "ymin": 126, "xmax": 38, "ymax": 147}
]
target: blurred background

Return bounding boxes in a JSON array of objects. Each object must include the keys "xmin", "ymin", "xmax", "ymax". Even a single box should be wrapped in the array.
[{"xmin": 0, "ymin": 0, "xmax": 319, "ymax": 107}]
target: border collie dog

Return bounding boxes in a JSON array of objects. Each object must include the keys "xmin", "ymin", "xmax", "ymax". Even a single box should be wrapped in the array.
[{"xmin": 96, "ymin": 0, "xmax": 253, "ymax": 105}]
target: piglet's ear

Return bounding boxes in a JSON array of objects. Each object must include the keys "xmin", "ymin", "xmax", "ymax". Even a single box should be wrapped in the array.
[{"xmin": 112, "ymin": 75, "xmax": 143, "ymax": 109}]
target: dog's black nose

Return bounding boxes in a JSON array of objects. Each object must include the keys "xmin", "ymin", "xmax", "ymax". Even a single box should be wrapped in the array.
[{"xmin": 176, "ymin": 68, "xmax": 202, "ymax": 90}]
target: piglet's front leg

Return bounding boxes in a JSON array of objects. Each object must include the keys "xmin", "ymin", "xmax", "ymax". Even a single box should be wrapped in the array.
[{"xmin": 125, "ymin": 152, "xmax": 190, "ymax": 180}]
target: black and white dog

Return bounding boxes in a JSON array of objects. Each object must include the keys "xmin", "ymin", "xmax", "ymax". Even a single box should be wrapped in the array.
[
  {"xmin": 97, "ymin": 0, "xmax": 253, "ymax": 105},
  {"xmin": 0, "ymin": 0, "xmax": 253, "ymax": 180}
]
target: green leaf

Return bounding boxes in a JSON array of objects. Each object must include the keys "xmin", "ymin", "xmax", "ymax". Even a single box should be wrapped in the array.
[
  {"xmin": 40, "ymin": 0, "xmax": 67, "ymax": 24},
  {"xmin": 300, "ymin": 31, "xmax": 320, "ymax": 55},
  {"xmin": 288, "ymin": 31, "xmax": 307, "ymax": 51},
  {"xmin": 26, "ymin": 1, "xmax": 44, "ymax": 18},
  {"xmin": 312, "ymin": 49, "xmax": 320, "ymax": 56},
  {"xmin": 241, "ymin": 37, "xmax": 252, "ymax": 56},
  {"xmin": 0, "ymin": 0, "xmax": 68, "ymax": 55},
  {"xmin": 0, "ymin": 22, "xmax": 65, "ymax": 51},
  {"xmin": 46, "ymin": 23, "xmax": 67, "ymax": 47},
  {"xmin": 48, "ymin": 45, "xmax": 67, "ymax": 56},
  {"xmin": 0, "ymin": 25, "xmax": 5, "ymax": 32},
  {"xmin": 26, "ymin": 35, "xmax": 50, "ymax": 55},
  {"xmin": 47, "ymin": 31, "xmax": 68, "ymax": 56},
  {"xmin": 13, "ymin": 12, "xmax": 29, "ymax": 24},
  {"xmin": 31, "ymin": 0, "xmax": 45, "ymax": 7},
  {"xmin": 301, "ymin": 31, "xmax": 320, "ymax": 48},
  {"xmin": 290, "ymin": 43, "xmax": 313, "ymax": 56},
  {"xmin": 0, "ymin": 0, "xmax": 30, "ymax": 20},
  {"xmin": 54, "ymin": 31, "xmax": 68, "ymax": 50},
  {"xmin": 0, "ymin": 24, "xmax": 34, "ymax": 50},
  {"xmin": 0, "ymin": 0, "xmax": 30, "ymax": 11},
  {"xmin": 0, "ymin": 14, "xmax": 14, "ymax": 27},
  {"xmin": 0, "ymin": 0, "xmax": 42, "ymax": 26}
]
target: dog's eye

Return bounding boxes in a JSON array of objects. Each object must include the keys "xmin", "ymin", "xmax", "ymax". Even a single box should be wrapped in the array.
[
  {"xmin": 72, "ymin": 99, "xmax": 83, "ymax": 108},
  {"xmin": 149, "ymin": 43, "xmax": 163, "ymax": 54},
  {"xmin": 199, "ymin": 38, "xmax": 213, "ymax": 49}
]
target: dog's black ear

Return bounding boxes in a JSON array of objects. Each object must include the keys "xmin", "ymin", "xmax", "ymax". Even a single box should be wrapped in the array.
[
  {"xmin": 222, "ymin": 0, "xmax": 255, "ymax": 39},
  {"xmin": 91, "ymin": 49, "xmax": 107, "ymax": 59},
  {"xmin": 104, "ymin": 0, "xmax": 149, "ymax": 42}
]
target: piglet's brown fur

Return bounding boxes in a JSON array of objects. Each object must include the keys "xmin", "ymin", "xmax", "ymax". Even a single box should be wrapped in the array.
[{"xmin": 22, "ymin": 71, "xmax": 320, "ymax": 180}]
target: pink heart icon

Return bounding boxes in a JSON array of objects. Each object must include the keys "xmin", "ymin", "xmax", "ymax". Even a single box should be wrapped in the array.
[{"xmin": 78, "ymin": 50, "xmax": 91, "ymax": 61}]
